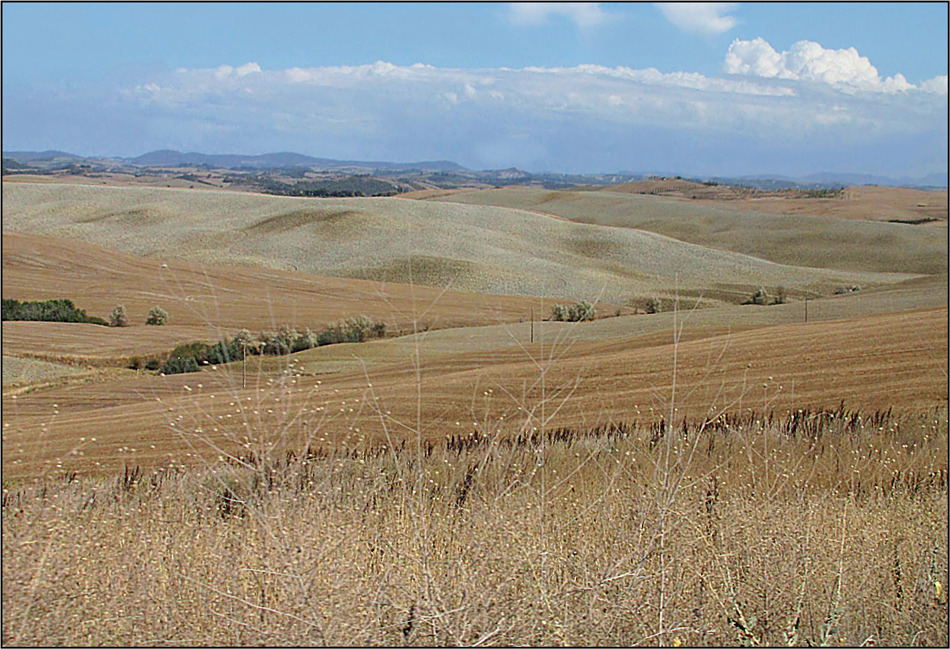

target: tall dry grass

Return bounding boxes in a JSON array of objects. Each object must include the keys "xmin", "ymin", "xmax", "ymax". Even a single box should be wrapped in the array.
[
  {"xmin": 3, "ymin": 406, "xmax": 947, "ymax": 646},
  {"xmin": 3, "ymin": 263, "xmax": 947, "ymax": 646}
]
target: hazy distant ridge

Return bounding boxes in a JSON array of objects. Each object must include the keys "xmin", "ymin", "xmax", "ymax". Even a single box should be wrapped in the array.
[
  {"xmin": 126, "ymin": 150, "xmax": 468, "ymax": 172},
  {"xmin": 3, "ymin": 149, "xmax": 947, "ymax": 188}
]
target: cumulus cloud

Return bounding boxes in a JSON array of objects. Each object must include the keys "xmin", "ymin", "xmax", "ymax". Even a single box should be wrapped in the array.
[
  {"xmin": 921, "ymin": 75, "xmax": 949, "ymax": 95},
  {"xmin": 724, "ymin": 37, "xmax": 918, "ymax": 93},
  {"xmin": 19, "ymin": 54, "xmax": 944, "ymax": 176},
  {"xmin": 124, "ymin": 59, "xmax": 944, "ymax": 149},
  {"xmin": 655, "ymin": 3, "xmax": 738, "ymax": 35},
  {"xmin": 508, "ymin": 2, "xmax": 609, "ymax": 30}
]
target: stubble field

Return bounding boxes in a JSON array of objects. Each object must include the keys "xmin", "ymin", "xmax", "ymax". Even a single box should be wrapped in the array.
[{"xmin": 2, "ymin": 178, "xmax": 947, "ymax": 646}]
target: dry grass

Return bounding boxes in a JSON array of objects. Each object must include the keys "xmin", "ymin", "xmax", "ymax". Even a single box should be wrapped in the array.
[
  {"xmin": 2, "ymin": 182, "xmax": 913, "ymax": 304},
  {"xmin": 2, "ymin": 304, "xmax": 946, "ymax": 478},
  {"xmin": 2, "ymin": 406, "xmax": 947, "ymax": 646},
  {"xmin": 3, "ymin": 178, "xmax": 946, "ymax": 646},
  {"xmin": 1, "ymin": 231, "xmax": 557, "ymax": 364},
  {"xmin": 1, "ymin": 356, "xmax": 86, "ymax": 387},
  {"xmin": 427, "ymin": 186, "xmax": 948, "ymax": 276}
]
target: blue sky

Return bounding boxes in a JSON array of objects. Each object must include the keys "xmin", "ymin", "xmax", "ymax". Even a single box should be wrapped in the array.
[{"xmin": 3, "ymin": 2, "xmax": 947, "ymax": 178}]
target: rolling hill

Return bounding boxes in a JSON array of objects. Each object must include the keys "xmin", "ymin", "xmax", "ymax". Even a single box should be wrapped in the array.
[
  {"xmin": 2, "ymin": 183, "xmax": 918, "ymax": 307},
  {"xmin": 425, "ymin": 186, "xmax": 948, "ymax": 276}
]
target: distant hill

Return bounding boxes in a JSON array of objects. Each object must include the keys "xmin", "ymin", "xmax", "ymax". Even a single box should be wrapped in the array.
[
  {"xmin": 3, "ymin": 151, "xmax": 84, "ymax": 165},
  {"xmin": 2, "ymin": 150, "xmax": 84, "ymax": 163},
  {"xmin": 617, "ymin": 171, "xmax": 948, "ymax": 190},
  {"xmin": 709, "ymin": 172, "xmax": 948, "ymax": 190},
  {"xmin": 124, "ymin": 150, "xmax": 468, "ymax": 173},
  {"xmin": 3, "ymin": 149, "xmax": 945, "ymax": 189},
  {"xmin": 795, "ymin": 171, "xmax": 949, "ymax": 189}
]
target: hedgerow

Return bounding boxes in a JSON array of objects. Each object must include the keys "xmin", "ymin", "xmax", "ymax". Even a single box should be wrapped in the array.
[
  {"xmin": 1, "ymin": 298, "xmax": 108, "ymax": 325},
  {"xmin": 158, "ymin": 316, "xmax": 388, "ymax": 375}
]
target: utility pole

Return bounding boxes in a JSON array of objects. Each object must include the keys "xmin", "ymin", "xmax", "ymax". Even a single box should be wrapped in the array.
[
  {"xmin": 805, "ymin": 297, "xmax": 808, "ymax": 323},
  {"xmin": 530, "ymin": 308, "xmax": 534, "ymax": 343},
  {"xmin": 242, "ymin": 341, "xmax": 247, "ymax": 389}
]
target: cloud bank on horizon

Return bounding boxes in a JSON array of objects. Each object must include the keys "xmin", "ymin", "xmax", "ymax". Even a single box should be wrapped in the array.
[
  {"xmin": 2, "ymin": 3, "xmax": 946, "ymax": 179},
  {"xmin": 117, "ymin": 38, "xmax": 948, "ymax": 174}
]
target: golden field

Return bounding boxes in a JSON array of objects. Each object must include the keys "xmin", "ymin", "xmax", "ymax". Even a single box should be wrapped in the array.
[{"xmin": 2, "ymin": 177, "xmax": 947, "ymax": 645}]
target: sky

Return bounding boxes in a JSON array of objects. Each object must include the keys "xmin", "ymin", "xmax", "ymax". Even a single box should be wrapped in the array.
[{"xmin": 2, "ymin": 2, "xmax": 947, "ymax": 178}]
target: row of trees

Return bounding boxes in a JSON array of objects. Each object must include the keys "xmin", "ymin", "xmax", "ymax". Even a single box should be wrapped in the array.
[
  {"xmin": 2, "ymin": 298, "xmax": 107, "ymax": 325},
  {"xmin": 2, "ymin": 299, "xmax": 170, "ymax": 327},
  {"xmin": 155, "ymin": 316, "xmax": 388, "ymax": 375}
]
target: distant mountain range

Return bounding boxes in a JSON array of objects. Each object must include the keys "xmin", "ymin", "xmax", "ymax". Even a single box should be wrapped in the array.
[
  {"xmin": 3, "ymin": 150, "xmax": 947, "ymax": 189},
  {"xmin": 124, "ymin": 150, "xmax": 468, "ymax": 173}
]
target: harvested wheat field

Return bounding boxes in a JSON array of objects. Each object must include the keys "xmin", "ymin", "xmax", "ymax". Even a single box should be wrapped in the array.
[
  {"xmin": 427, "ymin": 186, "xmax": 949, "ymax": 275},
  {"xmin": 2, "ymin": 305, "xmax": 945, "ymax": 479},
  {"xmin": 1, "ymin": 231, "xmax": 559, "ymax": 363},
  {"xmin": 2, "ymin": 182, "xmax": 916, "ymax": 303},
  {"xmin": 721, "ymin": 184, "xmax": 948, "ymax": 224},
  {"xmin": 3, "ymin": 181, "xmax": 947, "ymax": 481},
  {"xmin": 2, "ymin": 177, "xmax": 947, "ymax": 648},
  {"xmin": 599, "ymin": 177, "xmax": 948, "ymax": 223}
]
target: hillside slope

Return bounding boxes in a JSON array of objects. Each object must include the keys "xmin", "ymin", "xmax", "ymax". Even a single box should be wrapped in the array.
[
  {"xmin": 2, "ymin": 183, "xmax": 915, "ymax": 304},
  {"xmin": 2, "ymin": 306, "xmax": 945, "ymax": 478},
  {"xmin": 427, "ymin": 186, "xmax": 948, "ymax": 276}
]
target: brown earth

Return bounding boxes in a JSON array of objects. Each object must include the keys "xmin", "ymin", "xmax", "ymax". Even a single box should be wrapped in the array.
[
  {"xmin": 604, "ymin": 178, "xmax": 948, "ymax": 224},
  {"xmin": 2, "ymin": 307, "xmax": 945, "ymax": 479},
  {"xmin": 1, "ymin": 231, "xmax": 563, "ymax": 364},
  {"xmin": 2, "ymin": 181, "xmax": 945, "ymax": 482}
]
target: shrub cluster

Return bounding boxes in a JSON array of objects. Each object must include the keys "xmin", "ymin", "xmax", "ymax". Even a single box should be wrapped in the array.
[
  {"xmin": 835, "ymin": 284, "xmax": 861, "ymax": 295},
  {"xmin": 158, "ymin": 316, "xmax": 388, "ymax": 375},
  {"xmin": 145, "ymin": 306, "xmax": 168, "ymax": 326},
  {"xmin": 744, "ymin": 287, "xmax": 788, "ymax": 306},
  {"xmin": 1, "ymin": 298, "xmax": 108, "ymax": 325},
  {"xmin": 316, "ymin": 315, "xmax": 387, "ymax": 345},
  {"xmin": 551, "ymin": 300, "xmax": 596, "ymax": 322},
  {"xmin": 109, "ymin": 305, "xmax": 129, "ymax": 327}
]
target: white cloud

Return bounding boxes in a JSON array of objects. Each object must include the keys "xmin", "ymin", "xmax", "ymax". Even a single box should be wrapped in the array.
[
  {"xmin": 127, "ymin": 59, "xmax": 944, "ymax": 141},
  {"xmin": 508, "ymin": 2, "xmax": 608, "ymax": 30},
  {"xmin": 106, "ymin": 57, "xmax": 946, "ymax": 174},
  {"xmin": 235, "ymin": 62, "xmax": 261, "ymax": 77},
  {"xmin": 655, "ymin": 3, "xmax": 738, "ymax": 35},
  {"xmin": 723, "ymin": 37, "xmax": 782, "ymax": 77},
  {"xmin": 921, "ymin": 75, "xmax": 949, "ymax": 95},
  {"xmin": 212, "ymin": 62, "xmax": 261, "ymax": 80},
  {"xmin": 724, "ymin": 37, "xmax": 919, "ymax": 93}
]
